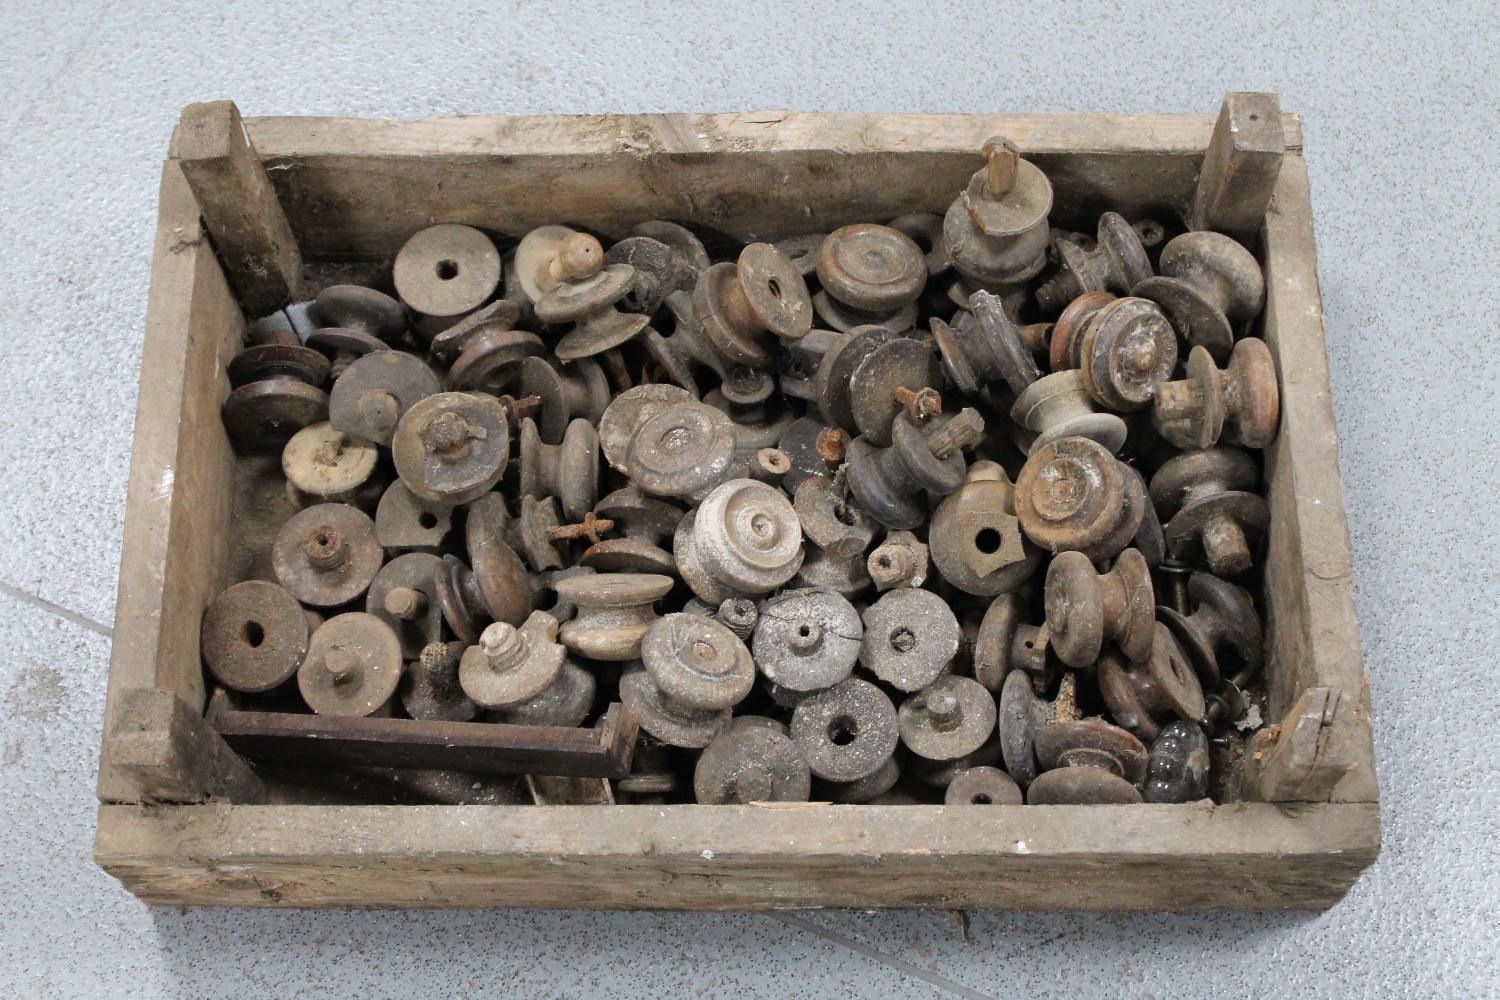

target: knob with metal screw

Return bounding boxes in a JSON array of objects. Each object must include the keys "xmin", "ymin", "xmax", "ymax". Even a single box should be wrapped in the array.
[
  {"xmin": 1096, "ymin": 624, "xmax": 1206, "ymax": 743},
  {"xmin": 1034, "ymin": 212, "xmax": 1155, "ymax": 313},
  {"xmin": 846, "ymin": 408, "xmax": 984, "ymax": 530},
  {"xmin": 1149, "ymin": 446, "xmax": 1269, "ymax": 577}
]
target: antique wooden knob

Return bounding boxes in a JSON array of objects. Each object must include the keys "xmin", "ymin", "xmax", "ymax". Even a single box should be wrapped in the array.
[
  {"xmin": 898, "ymin": 675, "xmax": 997, "ymax": 761},
  {"xmin": 393, "ymin": 224, "xmax": 502, "ymax": 332},
  {"xmin": 579, "ymin": 486, "xmax": 683, "ymax": 576},
  {"xmin": 928, "ymin": 461, "xmax": 1042, "ymax": 596},
  {"xmin": 374, "ymin": 479, "xmax": 452, "ymax": 556},
  {"xmin": 1030, "ymin": 715, "xmax": 1147, "ymax": 805},
  {"xmin": 1035, "ymin": 212, "xmax": 1154, "ymax": 313},
  {"xmin": 641, "ymin": 613, "xmax": 756, "ymax": 710},
  {"xmin": 403, "ymin": 640, "xmax": 478, "ymax": 722},
  {"xmin": 392, "ymin": 392, "xmax": 510, "ymax": 505},
  {"xmin": 1010, "ymin": 370, "xmax": 1129, "ymax": 456},
  {"xmin": 517, "ymin": 355, "xmax": 610, "ymax": 445},
  {"xmin": 813, "ymin": 223, "xmax": 927, "ymax": 331},
  {"xmin": 1135, "ymin": 231, "xmax": 1265, "ymax": 363},
  {"xmin": 222, "ymin": 342, "xmax": 331, "ymax": 452},
  {"xmin": 790, "ymin": 676, "xmax": 900, "ymax": 783},
  {"xmin": 609, "ymin": 392, "xmax": 738, "ymax": 504},
  {"xmin": 859, "ymin": 586, "xmax": 961, "ymax": 692},
  {"xmin": 433, "ymin": 529, "xmax": 533, "ymax": 646},
  {"xmin": 485, "ymin": 658, "xmax": 596, "ymax": 728},
  {"xmin": 515, "ymin": 226, "xmax": 593, "ymax": 302},
  {"xmin": 537, "ymin": 249, "xmax": 652, "ymax": 363},
  {"xmin": 674, "ymin": 479, "xmax": 805, "ymax": 604},
  {"xmin": 429, "ymin": 300, "xmax": 523, "ymax": 364},
  {"xmin": 752, "ymin": 587, "xmax": 863, "ymax": 694},
  {"xmin": 282, "ymin": 421, "xmax": 379, "ymax": 509},
  {"xmin": 1097, "ymin": 624, "xmax": 1205, "ymax": 742},
  {"xmin": 366, "ymin": 551, "xmax": 444, "ymax": 660},
  {"xmin": 1156, "ymin": 571, "xmax": 1263, "ymax": 687},
  {"xmin": 1078, "ymin": 296, "xmax": 1178, "ymax": 412},
  {"xmin": 1154, "ymin": 339, "xmax": 1281, "ymax": 449},
  {"xmin": 694, "ymin": 719, "xmax": 811, "ymax": 804},
  {"xmin": 693, "ymin": 243, "xmax": 813, "ymax": 368},
  {"xmin": 930, "ymin": 289, "xmax": 1041, "ymax": 396},
  {"xmin": 1149, "ymin": 446, "xmax": 1269, "ymax": 577},
  {"xmin": 459, "ymin": 611, "xmax": 568, "ymax": 709},
  {"xmin": 517, "ymin": 416, "xmax": 599, "ymax": 524},
  {"xmin": 847, "ymin": 342, "xmax": 943, "ymax": 447},
  {"xmin": 846, "ymin": 408, "xmax": 984, "ymax": 530},
  {"xmin": 605, "ymin": 235, "xmax": 680, "ymax": 316},
  {"xmin": 996, "ymin": 668, "xmax": 1053, "ymax": 789},
  {"xmin": 445, "ymin": 326, "xmax": 547, "ymax": 396},
  {"xmin": 297, "ymin": 612, "xmax": 403, "ymax": 717},
  {"xmin": 201, "ymin": 580, "xmax": 309, "ymax": 693},
  {"xmin": 793, "ymin": 474, "xmax": 878, "ymax": 560},
  {"xmin": 1044, "ymin": 547, "xmax": 1156, "ymax": 668},
  {"xmin": 943, "ymin": 136, "xmax": 1054, "ymax": 288},
  {"xmin": 945, "ymin": 766, "xmax": 1023, "ymax": 805},
  {"xmin": 308, "ymin": 284, "xmax": 402, "ymax": 378},
  {"xmin": 555, "ymin": 572, "xmax": 673, "ymax": 661},
  {"xmin": 973, "ymin": 591, "xmax": 1050, "ymax": 692},
  {"xmin": 1014, "ymin": 436, "xmax": 1146, "ymax": 562},
  {"xmin": 1048, "ymin": 290, "xmax": 1116, "ymax": 373},
  {"xmin": 272, "ymin": 503, "xmax": 383, "ymax": 608},
  {"xmin": 327, "ymin": 350, "xmax": 443, "ymax": 446}
]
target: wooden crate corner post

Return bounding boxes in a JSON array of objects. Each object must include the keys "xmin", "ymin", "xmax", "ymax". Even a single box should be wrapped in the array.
[
  {"xmin": 106, "ymin": 687, "xmax": 267, "ymax": 805},
  {"xmin": 170, "ymin": 99, "xmax": 304, "ymax": 316},
  {"xmin": 1191, "ymin": 92, "xmax": 1285, "ymax": 241}
]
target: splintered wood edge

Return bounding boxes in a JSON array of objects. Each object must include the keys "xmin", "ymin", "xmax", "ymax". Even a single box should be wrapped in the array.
[{"xmin": 95, "ymin": 801, "xmax": 1378, "ymax": 910}]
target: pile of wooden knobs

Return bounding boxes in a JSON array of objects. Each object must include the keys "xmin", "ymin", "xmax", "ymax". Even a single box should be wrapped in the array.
[{"xmin": 206, "ymin": 135, "xmax": 1280, "ymax": 807}]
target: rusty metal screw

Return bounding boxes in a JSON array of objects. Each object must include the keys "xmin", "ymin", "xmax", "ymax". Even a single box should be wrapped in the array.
[
  {"xmin": 891, "ymin": 384, "xmax": 942, "ymax": 423},
  {"xmin": 816, "ymin": 426, "xmax": 851, "ymax": 467},
  {"xmin": 545, "ymin": 511, "xmax": 616, "ymax": 546}
]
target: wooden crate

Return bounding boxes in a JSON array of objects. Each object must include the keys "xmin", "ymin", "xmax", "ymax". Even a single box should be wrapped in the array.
[{"xmin": 92, "ymin": 99, "xmax": 1379, "ymax": 910}]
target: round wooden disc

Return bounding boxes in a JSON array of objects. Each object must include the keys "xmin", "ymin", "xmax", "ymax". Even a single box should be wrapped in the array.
[
  {"xmin": 271, "ymin": 503, "xmax": 384, "ymax": 608},
  {"xmin": 816, "ymin": 224, "xmax": 927, "ymax": 313},
  {"xmin": 297, "ymin": 612, "xmax": 403, "ymax": 716},
  {"xmin": 391, "ymin": 392, "xmax": 510, "ymax": 505},
  {"xmin": 222, "ymin": 380, "xmax": 329, "ymax": 452},
  {"xmin": 201, "ymin": 580, "xmax": 309, "ymax": 693},
  {"xmin": 393, "ymin": 224, "xmax": 501, "ymax": 318},
  {"xmin": 328, "ymin": 351, "xmax": 443, "ymax": 446}
]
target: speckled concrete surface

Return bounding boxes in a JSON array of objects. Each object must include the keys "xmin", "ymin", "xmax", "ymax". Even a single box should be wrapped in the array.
[{"xmin": 1, "ymin": 1, "xmax": 1496, "ymax": 996}]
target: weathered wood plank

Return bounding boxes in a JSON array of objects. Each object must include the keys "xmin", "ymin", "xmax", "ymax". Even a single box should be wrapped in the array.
[
  {"xmin": 106, "ymin": 688, "xmax": 266, "ymax": 804},
  {"xmin": 242, "ymin": 111, "xmax": 1304, "ymax": 257},
  {"xmin": 209, "ymin": 697, "xmax": 637, "ymax": 779},
  {"xmin": 95, "ymin": 801, "xmax": 1378, "ymax": 911},
  {"xmin": 1192, "ymin": 93, "xmax": 1285, "ymax": 238},
  {"xmin": 97, "ymin": 161, "xmax": 242, "ymax": 804},
  {"xmin": 171, "ymin": 101, "xmax": 304, "ymax": 314}
]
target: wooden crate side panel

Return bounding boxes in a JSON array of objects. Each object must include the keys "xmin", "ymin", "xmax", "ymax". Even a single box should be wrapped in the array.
[
  {"xmin": 243, "ymin": 112, "xmax": 1300, "ymax": 258},
  {"xmin": 96, "ymin": 801, "xmax": 1378, "ymax": 911},
  {"xmin": 1258, "ymin": 153, "xmax": 1377, "ymax": 803},
  {"xmin": 98, "ymin": 161, "xmax": 242, "ymax": 803}
]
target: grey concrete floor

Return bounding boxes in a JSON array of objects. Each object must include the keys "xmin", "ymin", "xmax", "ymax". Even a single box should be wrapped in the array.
[{"xmin": 1, "ymin": 0, "xmax": 1496, "ymax": 996}]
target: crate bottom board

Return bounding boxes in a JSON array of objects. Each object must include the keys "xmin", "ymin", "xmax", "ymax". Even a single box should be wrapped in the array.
[{"xmin": 96, "ymin": 801, "xmax": 1378, "ymax": 910}]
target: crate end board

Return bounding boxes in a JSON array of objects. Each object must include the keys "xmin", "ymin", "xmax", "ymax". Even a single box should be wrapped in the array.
[{"xmin": 95, "ymin": 801, "xmax": 1379, "ymax": 911}]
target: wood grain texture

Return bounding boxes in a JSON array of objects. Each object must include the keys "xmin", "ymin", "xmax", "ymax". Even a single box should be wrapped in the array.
[
  {"xmin": 97, "ymin": 161, "xmax": 243, "ymax": 804},
  {"xmin": 1192, "ymin": 93, "xmax": 1285, "ymax": 237},
  {"xmin": 241, "ymin": 111, "xmax": 1304, "ymax": 257},
  {"xmin": 95, "ymin": 801, "xmax": 1378, "ymax": 911},
  {"xmin": 209, "ymin": 697, "xmax": 638, "ymax": 779},
  {"xmin": 171, "ymin": 101, "xmax": 303, "ymax": 314},
  {"xmin": 1257, "ymin": 153, "xmax": 1377, "ymax": 803},
  {"xmin": 107, "ymin": 688, "xmax": 267, "ymax": 804}
]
